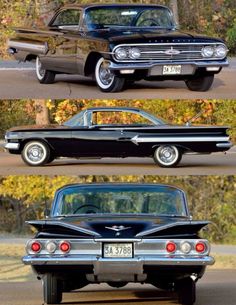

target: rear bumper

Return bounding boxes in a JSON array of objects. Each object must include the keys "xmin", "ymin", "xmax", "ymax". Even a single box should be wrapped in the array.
[
  {"xmin": 22, "ymin": 254, "xmax": 215, "ymax": 268},
  {"xmin": 216, "ymin": 142, "xmax": 233, "ymax": 149}
]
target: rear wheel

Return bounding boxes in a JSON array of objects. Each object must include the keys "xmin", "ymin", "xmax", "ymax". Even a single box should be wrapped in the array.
[
  {"xmin": 36, "ymin": 56, "xmax": 55, "ymax": 84},
  {"xmin": 43, "ymin": 274, "xmax": 62, "ymax": 304},
  {"xmin": 177, "ymin": 277, "xmax": 196, "ymax": 305},
  {"xmin": 153, "ymin": 145, "xmax": 182, "ymax": 167},
  {"xmin": 21, "ymin": 141, "xmax": 51, "ymax": 166},
  {"xmin": 185, "ymin": 75, "xmax": 214, "ymax": 92},
  {"xmin": 95, "ymin": 57, "xmax": 125, "ymax": 92}
]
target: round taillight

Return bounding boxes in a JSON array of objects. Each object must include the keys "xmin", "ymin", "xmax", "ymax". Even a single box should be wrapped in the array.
[
  {"xmin": 59, "ymin": 241, "xmax": 71, "ymax": 253},
  {"xmin": 180, "ymin": 241, "xmax": 192, "ymax": 254},
  {"xmin": 166, "ymin": 241, "xmax": 176, "ymax": 253},
  {"xmin": 46, "ymin": 241, "xmax": 57, "ymax": 253},
  {"xmin": 195, "ymin": 241, "xmax": 206, "ymax": 253},
  {"xmin": 31, "ymin": 241, "xmax": 41, "ymax": 253}
]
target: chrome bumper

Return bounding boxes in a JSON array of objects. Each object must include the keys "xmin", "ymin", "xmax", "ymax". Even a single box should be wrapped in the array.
[
  {"xmin": 4, "ymin": 142, "xmax": 20, "ymax": 150},
  {"xmin": 216, "ymin": 142, "xmax": 233, "ymax": 149},
  {"xmin": 22, "ymin": 254, "xmax": 215, "ymax": 268},
  {"xmin": 108, "ymin": 59, "xmax": 229, "ymax": 75}
]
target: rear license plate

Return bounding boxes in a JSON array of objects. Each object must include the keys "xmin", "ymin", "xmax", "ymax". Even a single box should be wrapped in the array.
[
  {"xmin": 163, "ymin": 65, "xmax": 182, "ymax": 75},
  {"xmin": 103, "ymin": 243, "xmax": 133, "ymax": 258}
]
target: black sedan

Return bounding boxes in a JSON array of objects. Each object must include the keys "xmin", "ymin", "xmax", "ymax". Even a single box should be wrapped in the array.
[
  {"xmin": 4, "ymin": 107, "xmax": 232, "ymax": 167},
  {"xmin": 8, "ymin": 4, "xmax": 228, "ymax": 92},
  {"xmin": 23, "ymin": 183, "xmax": 214, "ymax": 305}
]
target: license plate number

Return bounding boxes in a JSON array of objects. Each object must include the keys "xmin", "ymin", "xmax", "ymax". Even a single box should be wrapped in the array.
[
  {"xmin": 103, "ymin": 243, "xmax": 133, "ymax": 258},
  {"xmin": 163, "ymin": 65, "xmax": 182, "ymax": 75}
]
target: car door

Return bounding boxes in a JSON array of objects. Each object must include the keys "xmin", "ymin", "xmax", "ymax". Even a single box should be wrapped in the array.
[{"xmin": 71, "ymin": 125, "xmax": 130, "ymax": 157}]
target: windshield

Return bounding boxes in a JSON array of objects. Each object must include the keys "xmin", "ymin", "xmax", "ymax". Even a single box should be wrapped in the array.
[
  {"xmin": 84, "ymin": 6, "xmax": 174, "ymax": 30},
  {"xmin": 54, "ymin": 185, "xmax": 187, "ymax": 217}
]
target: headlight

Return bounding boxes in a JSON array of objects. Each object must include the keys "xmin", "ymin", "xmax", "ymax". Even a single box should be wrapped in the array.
[
  {"xmin": 114, "ymin": 47, "xmax": 127, "ymax": 60},
  {"xmin": 129, "ymin": 47, "xmax": 141, "ymax": 59},
  {"xmin": 201, "ymin": 46, "xmax": 214, "ymax": 58},
  {"xmin": 215, "ymin": 45, "xmax": 227, "ymax": 58}
]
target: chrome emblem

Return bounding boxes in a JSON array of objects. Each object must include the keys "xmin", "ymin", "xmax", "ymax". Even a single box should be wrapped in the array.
[
  {"xmin": 164, "ymin": 47, "xmax": 181, "ymax": 55},
  {"xmin": 105, "ymin": 225, "xmax": 131, "ymax": 232}
]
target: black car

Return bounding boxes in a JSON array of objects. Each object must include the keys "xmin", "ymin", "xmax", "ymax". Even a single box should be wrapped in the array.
[
  {"xmin": 4, "ymin": 107, "xmax": 232, "ymax": 167},
  {"xmin": 8, "ymin": 4, "xmax": 228, "ymax": 92},
  {"xmin": 22, "ymin": 183, "xmax": 214, "ymax": 305}
]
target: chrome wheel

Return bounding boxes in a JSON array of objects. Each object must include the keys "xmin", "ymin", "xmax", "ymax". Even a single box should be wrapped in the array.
[
  {"xmin": 36, "ymin": 57, "xmax": 46, "ymax": 80},
  {"xmin": 154, "ymin": 145, "xmax": 181, "ymax": 167},
  {"xmin": 22, "ymin": 141, "xmax": 50, "ymax": 166}
]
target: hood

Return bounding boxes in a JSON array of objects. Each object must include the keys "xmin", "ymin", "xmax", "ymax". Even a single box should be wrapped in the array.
[
  {"xmin": 7, "ymin": 124, "xmax": 69, "ymax": 132},
  {"xmin": 88, "ymin": 28, "xmax": 224, "ymax": 45},
  {"xmin": 28, "ymin": 216, "xmax": 210, "ymax": 239}
]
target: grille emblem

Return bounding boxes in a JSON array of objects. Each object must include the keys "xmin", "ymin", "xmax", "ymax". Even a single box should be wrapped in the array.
[
  {"xmin": 105, "ymin": 225, "xmax": 131, "ymax": 232},
  {"xmin": 164, "ymin": 47, "xmax": 181, "ymax": 55}
]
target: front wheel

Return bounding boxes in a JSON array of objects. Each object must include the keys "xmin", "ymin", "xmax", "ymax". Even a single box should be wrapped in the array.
[
  {"xmin": 21, "ymin": 141, "xmax": 51, "ymax": 166},
  {"xmin": 185, "ymin": 75, "xmax": 214, "ymax": 92},
  {"xmin": 43, "ymin": 274, "xmax": 62, "ymax": 304},
  {"xmin": 177, "ymin": 277, "xmax": 196, "ymax": 305},
  {"xmin": 153, "ymin": 145, "xmax": 182, "ymax": 168},
  {"xmin": 36, "ymin": 56, "xmax": 56, "ymax": 84},
  {"xmin": 95, "ymin": 57, "xmax": 125, "ymax": 92}
]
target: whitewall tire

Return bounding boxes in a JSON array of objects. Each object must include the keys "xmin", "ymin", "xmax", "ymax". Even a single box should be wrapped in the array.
[
  {"xmin": 154, "ymin": 145, "xmax": 182, "ymax": 167},
  {"xmin": 21, "ymin": 141, "xmax": 50, "ymax": 166},
  {"xmin": 95, "ymin": 57, "xmax": 125, "ymax": 92},
  {"xmin": 36, "ymin": 57, "xmax": 55, "ymax": 84}
]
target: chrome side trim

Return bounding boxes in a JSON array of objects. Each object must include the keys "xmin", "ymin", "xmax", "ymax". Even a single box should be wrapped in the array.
[
  {"xmin": 131, "ymin": 135, "xmax": 230, "ymax": 145},
  {"xmin": 22, "ymin": 254, "xmax": 215, "ymax": 266},
  {"xmin": 216, "ymin": 142, "xmax": 233, "ymax": 148},
  {"xmin": 8, "ymin": 39, "xmax": 48, "ymax": 55},
  {"xmin": 4, "ymin": 143, "xmax": 20, "ymax": 150}
]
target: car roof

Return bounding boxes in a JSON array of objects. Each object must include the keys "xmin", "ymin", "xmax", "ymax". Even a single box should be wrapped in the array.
[
  {"xmin": 55, "ymin": 183, "xmax": 185, "ymax": 194},
  {"xmin": 60, "ymin": 4, "xmax": 169, "ymax": 10},
  {"xmin": 85, "ymin": 107, "xmax": 142, "ymax": 112}
]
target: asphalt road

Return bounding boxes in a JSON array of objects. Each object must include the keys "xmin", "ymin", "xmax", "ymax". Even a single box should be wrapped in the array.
[
  {"xmin": 0, "ymin": 59, "xmax": 236, "ymax": 99},
  {"xmin": 0, "ymin": 148, "xmax": 235, "ymax": 175},
  {"xmin": 0, "ymin": 270, "xmax": 235, "ymax": 305}
]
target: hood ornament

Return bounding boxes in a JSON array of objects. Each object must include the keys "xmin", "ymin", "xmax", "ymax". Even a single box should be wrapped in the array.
[{"xmin": 105, "ymin": 225, "xmax": 131, "ymax": 232}]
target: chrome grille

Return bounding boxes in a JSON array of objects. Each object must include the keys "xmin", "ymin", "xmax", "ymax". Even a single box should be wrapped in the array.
[{"xmin": 112, "ymin": 43, "xmax": 226, "ymax": 62}]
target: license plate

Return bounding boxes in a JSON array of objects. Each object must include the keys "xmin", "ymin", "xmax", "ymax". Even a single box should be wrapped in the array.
[
  {"xmin": 163, "ymin": 65, "xmax": 182, "ymax": 75},
  {"xmin": 103, "ymin": 243, "xmax": 133, "ymax": 258}
]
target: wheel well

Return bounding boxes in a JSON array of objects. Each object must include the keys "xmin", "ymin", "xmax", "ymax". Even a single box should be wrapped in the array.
[
  {"xmin": 84, "ymin": 52, "xmax": 102, "ymax": 76},
  {"xmin": 20, "ymin": 138, "xmax": 53, "ymax": 153},
  {"xmin": 25, "ymin": 54, "xmax": 37, "ymax": 62}
]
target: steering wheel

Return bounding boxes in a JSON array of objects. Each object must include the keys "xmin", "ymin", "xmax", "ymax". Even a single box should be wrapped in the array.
[
  {"xmin": 73, "ymin": 204, "xmax": 100, "ymax": 214},
  {"xmin": 138, "ymin": 18, "xmax": 160, "ymax": 27}
]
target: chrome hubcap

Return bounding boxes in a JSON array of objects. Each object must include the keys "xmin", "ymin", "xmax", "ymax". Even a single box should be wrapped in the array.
[
  {"xmin": 99, "ymin": 62, "xmax": 114, "ymax": 85},
  {"xmin": 158, "ymin": 146, "xmax": 177, "ymax": 164},
  {"xmin": 27, "ymin": 145, "xmax": 44, "ymax": 162}
]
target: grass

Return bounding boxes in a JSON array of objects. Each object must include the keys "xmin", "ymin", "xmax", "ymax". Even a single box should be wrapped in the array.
[{"xmin": 0, "ymin": 244, "xmax": 235, "ymax": 282}]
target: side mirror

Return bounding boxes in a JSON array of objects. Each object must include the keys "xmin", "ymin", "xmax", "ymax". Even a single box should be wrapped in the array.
[{"xmin": 44, "ymin": 208, "xmax": 51, "ymax": 218}]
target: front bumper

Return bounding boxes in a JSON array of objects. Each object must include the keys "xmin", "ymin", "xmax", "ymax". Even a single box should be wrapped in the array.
[
  {"xmin": 108, "ymin": 59, "xmax": 229, "ymax": 76},
  {"xmin": 4, "ymin": 142, "xmax": 20, "ymax": 150}
]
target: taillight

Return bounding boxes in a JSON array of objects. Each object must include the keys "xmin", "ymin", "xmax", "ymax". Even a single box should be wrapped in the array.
[
  {"xmin": 180, "ymin": 241, "xmax": 192, "ymax": 254},
  {"xmin": 195, "ymin": 241, "xmax": 206, "ymax": 253},
  {"xmin": 31, "ymin": 241, "xmax": 41, "ymax": 253},
  {"xmin": 45, "ymin": 241, "xmax": 57, "ymax": 253},
  {"xmin": 59, "ymin": 241, "xmax": 71, "ymax": 253},
  {"xmin": 166, "ymin": 241, "xmax": 176, "ymax": 253}
]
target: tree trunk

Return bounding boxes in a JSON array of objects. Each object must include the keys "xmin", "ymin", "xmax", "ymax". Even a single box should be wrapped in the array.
[
  {"xmin": 34, "ymin": 100, "xmax": 50, "ymax": 125},
  {"xmin": 169, "ymin": 0, "xmax": 179, "ymax": 25}
]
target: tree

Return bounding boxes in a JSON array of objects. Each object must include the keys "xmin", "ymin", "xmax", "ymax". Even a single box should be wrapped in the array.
[
  {"xmin": 34, "ymin": 100, "xmax": 50, "ymax": 125},
  {"xmin": 169, "ymin": 0, "xmax": 179, "ymax": 25}
]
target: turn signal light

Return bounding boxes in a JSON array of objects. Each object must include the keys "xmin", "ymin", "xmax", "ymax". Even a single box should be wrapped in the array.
[
  {"xmin": 166, "ymin": 241, "xmax": 176, "ymax": 253},
  {"xmin": 31, "ymin": 241, "xmax": 41, "ymax": 253},
  {"xmin": 195, "ymin": 241, "xmax": 206, "ymax": 253},
  {"xmin": 59, "ymin": 241, "xmax": 71, "ymax": 253}
]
